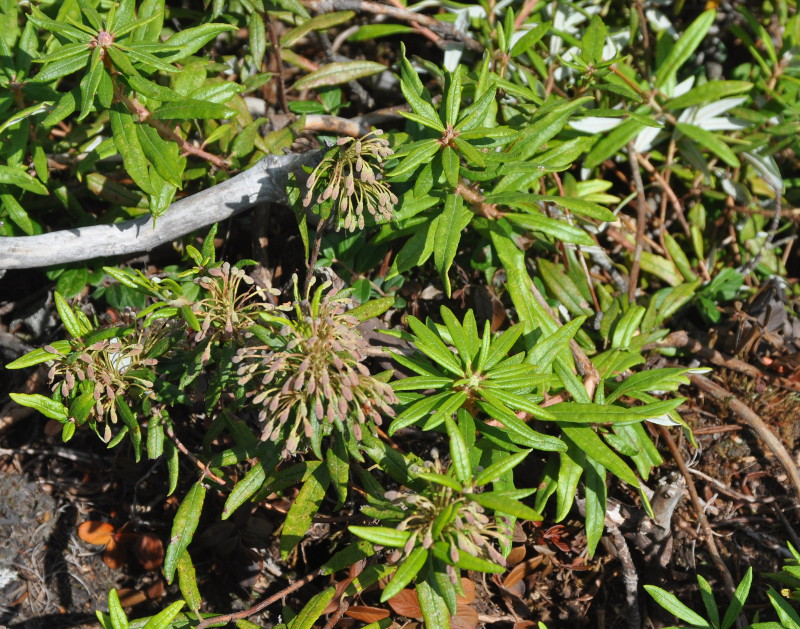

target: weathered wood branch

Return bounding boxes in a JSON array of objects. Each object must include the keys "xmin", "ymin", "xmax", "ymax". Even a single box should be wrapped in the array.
[{"xmin": 0, "ymin": 151, "xmax": 321, "ymax": 270}]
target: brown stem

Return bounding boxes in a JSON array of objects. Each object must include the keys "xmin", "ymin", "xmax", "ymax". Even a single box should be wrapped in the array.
[
  {"xmin": 514, "ymin": 0, "xmax": 540, "ymax": 30},
  {"xmin": 163, "ymin": 423, "xmax": 229, "ymax": 487},
  {"xmin": 267, "ymin": 17, "xmax": 290, "ymax": 115},
  {"xmin": 657, "ymin": 425, "xmax": 738, "ymax": 599},
  {"xmin": 455, "ymin": 182, "xmax": 505, "ymax": 219},
  {"xmin": 195, "ymin": 571, "xmax": 320, "ymax": 629},
  {"xmin": 118, "ymin": 93, "xmax": 231, "ymax": 171}
]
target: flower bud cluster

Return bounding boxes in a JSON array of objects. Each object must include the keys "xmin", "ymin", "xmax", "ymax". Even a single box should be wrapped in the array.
[
  {"xmin": 303, "ymin": 131, "xmax": 397, "ymax": 232},
  {"xmin": 233, "ymin": 288, "xmax": 397, "ymax": 456}
]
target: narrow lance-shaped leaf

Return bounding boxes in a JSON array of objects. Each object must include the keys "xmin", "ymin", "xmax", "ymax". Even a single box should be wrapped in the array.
[
  {"xmin": 293, "ymin": 61, "xmax": 386, "ymax": 90},
  {"xmin": 163, "ymin": 481, "xmax": 206, "ymax": 583},
  {"xmin": 655, "ymin": 10, "xmax": 716, "ymax": 89}
]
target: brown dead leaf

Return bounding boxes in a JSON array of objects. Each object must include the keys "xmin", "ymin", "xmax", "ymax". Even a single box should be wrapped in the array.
[
  {"xmin": 451, "ymin": 604, "xmax": 478, "ymax": 629},
  {"xmin": 504, "ymin": 556, "xmax": 543, "ymax": 589},
  {"xmin": 77, "ymin": 521, "xmax": 115, "ymax": 546},
  {"xmin": 387, "ymin": 588, "xmax": 422, "ymax": 619},
  {"xmin": 507, "ymin": 546, "xmax": 527, "ymax": 565},
  {"xmin": 103, "ymin": 536, "xmax": 127, "ymax": 570},
  {"xmin": 344, "ymin": 606, "xmax": 390, "ymax": 622},
  {"xmin": 132, "ymin": 534, "xmax": 164, "ymax": 571},
  {"xmin": 456, "ymin": 578, "xmax": 475, "ymax": 604}
]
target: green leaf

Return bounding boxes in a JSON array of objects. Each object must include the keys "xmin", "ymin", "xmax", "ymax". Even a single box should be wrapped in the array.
[
  {"xmin": 9, "ymin": 393, "xmax": 68, "ymax": 421},
  {"xmin": 655, "ymin": 10, "xmax": 716, "ymax": 89},
  {"xmin": 444, "ymin": 414, "xmax": 471, "ymax": 484},
  {"xmin": 5, "ymin": 341, "xmax": 72, "ymax": 369},
  {"xmin": 381, "ymin": 547, "xmax": 429, "ymax": 602},
  {"xmin": 511, "ymin": 22, "xmax": 549, "ymax": 57},
  {"xmin": 2, "ymin": 194, "xmax": 34, "ymax": 235},
  {"xmin": 561, "ymin": 424, "xmax": 639, "ymax": 488},
  {"xmin": 348, "ymin": 296, "xmax": 395, "ymax": 321},
  {"xmin": 125, "ymin": 74, "xmax": 183, "ymax": 101},
  {"xmin": 584, "ymin": 458, "xmax": 606, "ymax": 556},
  {"xmin": 434, "ymin": 194, "xmax": 471, "ymax": 297},
  {"xmin": 644, "ymin": 585, "xmax": 712, "ymax": 627},
  {"xmin": 475, "ymin": 449, "xmax": 531, "ymax": 486},
  {"xmin": 0, "ymin": 165, "xmax": 49, "ymax": 195},
  {"xmin": 141, "ymin": 600, "xmax": 185, "ymax": 629},
  {"xmin": 161, "ymin": 23, "xmax": 237, "ymax": 61},
  {"xmin": 349, "ymin": 526, "xmax": 411, "ymax": 548},
  {"xmin": 676, "ymin": 122, "xmax": 740, "ymax": 167},
  {"xmin": 135, "ymin": 124, "xmax": 183, "ymax": 188},
  {"xmin": 28, "ymin": 8, "xmax": 90, "ymax": 43},
  {"xmin": 666, "ymin": 80, "xmax": 753, "ymax": 110},
  {"xmin": 407, "ymin": 316, "xmax": 463, "ymax": 377},
  {"xmin": 504, "ymin": 212, "xmax": 594, "ymax": 246},
  {"xmin": 150, "ymin": 99, "xmax": 235, "ymax": 120},
  {"xmin": 115, "ymin": 398, "xmax": 141, "ymax": 461},
  {"xmin": 697, "ymin": 574, "xmax": 720, "ymax": 629},
  {"xmin": 280, "ymin": 12, "xmax": 355, "ymax": 47},
  {"xmin": 388, "ymin": 141, "xmax": 440, "ymax": 179},
  {"xmin": 444, "ymin": 66, "xmax": 463, "ymax": 126},
  {"xmin": 721, "ymin": 567, "xmax": 752, "ymax": 629},
  {"xmin": 164, "ymin": 481, "xmax": 206, "ymax": 583},
  {"xmin": 581, "ymin": 15, "xmax": 606, "ymax": 64},
  {"xmin": 546, "ymin": 399, "xmax": 683, "ymax": 425},
  {"xmin": 293, "ymin": 61, "xmax": 386, "ymax": 90},
  {"xmin": 77, "ymin": 46, "xmax": 103, "ymax": 121},
  {"xmin": 107, "ymin": 589, "xmax": 129, "ymax": 629},
  {"xmin": 469, "ymin": 491, "xmax": 542, "ymax": 520},
  {"xmin": 583, "ymin": 117, "xmax": 646, "ymax": 170},
  {"xmin": 417, "ymin": 574, "xmax": 451, "ymax": 629},
  {"xmin": 280, "ymin": 463, "xmax": 331, "ymax": 558},
  {"xmin": 54, "ymin": 291, "xmax": 91, "ymax": 337},
  {"xmin": 222, "ymin": 444, "xmax": 280, "ymax": 518},
  {"xmin": 109, "ymin": 104, "xmax": 154, "ymax": 195},
  {"xmin": 287, "ymin": 587, "xmax": 337, "ymax": 629},
  {"xmin": 320, "ymin": 540, "xmax": 374, "ymax": 575}
]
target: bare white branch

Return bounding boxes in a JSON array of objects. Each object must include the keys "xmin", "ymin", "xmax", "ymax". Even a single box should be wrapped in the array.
[{"xmin": 0, "ymin": 151, "xmax": 321, "ymax": 270}]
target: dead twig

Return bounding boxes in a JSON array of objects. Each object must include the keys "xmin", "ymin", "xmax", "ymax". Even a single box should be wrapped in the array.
[
  {"xmin": 267, "ymin": 17, "xmax": 290, "ymax": 115},
  {"xmin": 688, "ymin": 373, "xmax": 800, "ymax": 505},
  {"xmin": 304, "ymin": 0, "xmax": 482, "ymax": 51},
  {"xmin": 655, "ymin": 330, "xmax": 800, "ymax": 394},
  {"xmin": 195, "ymin": 571, "xmax": 320, "ymax": 629},
  {"xmin": 606, "ymin": 523, "xmax": 641, "ymax": 629},
  {"xmin": 657, "ymin": 425, "xmax": 738, "ymax": 600},
  {"xmin": 0, "ymin": 151, "xmax": 322, "ymax": 269}
]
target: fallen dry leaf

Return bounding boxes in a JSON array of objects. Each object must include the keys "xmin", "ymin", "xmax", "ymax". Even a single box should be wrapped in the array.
[
  {"xmin": 456, "ymin": 578, "xmax": 476, "ymax": 604},
  {"xmin": 344, "ymin": 605, "xmax": 390, "ymax": 622},
  {"xmin": 387, "ymin": 588, "xmax": 422, "ymax": 619},
  {"xmin": 77, "ymin": 521, "xmax": 115, "ymax": 546},
  {"xmin": 132, "ymin": 533, "xmax": 164, "ymax": 571},
  {"xmin": 451, "ymin": 604, "xmax": 478, "ymax": 629}
]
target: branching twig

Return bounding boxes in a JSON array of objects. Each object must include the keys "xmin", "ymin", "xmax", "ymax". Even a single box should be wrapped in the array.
[
  {"xmin": 0, "ymin": 151, "xmax": 322, "ymax": 269},
  {"xmin": 195, "ymin": 571, "xmax": 320, "ymax": 629},
  {"xmin": 118, "ymin": 93, "xmax": 230, "ymax": 170},
  {"xmin": 304, "ymin": 0, "xmax": 482, "ymax": 51},
  {"xmin": 163, "ymin": 423, "xmax": 229, "ymax": 487}
]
